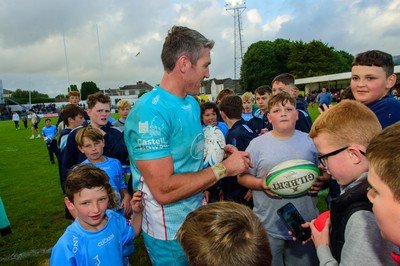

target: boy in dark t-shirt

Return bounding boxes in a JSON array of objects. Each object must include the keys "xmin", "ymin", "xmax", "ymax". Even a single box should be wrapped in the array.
[{"xmin": 219, "ymin": 95, "xmax": 258, "ymax": 207}]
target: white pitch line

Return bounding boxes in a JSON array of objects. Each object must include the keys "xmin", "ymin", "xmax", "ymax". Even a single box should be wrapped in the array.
[{"xmin": 0, "ymin": 248, "xmax": 52, "ymax": 263}]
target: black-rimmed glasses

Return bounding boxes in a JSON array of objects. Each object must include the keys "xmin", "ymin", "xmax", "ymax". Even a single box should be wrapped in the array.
[{"xmin": 318, "ymin": 146, "xmax": 366, "ymax": 167}]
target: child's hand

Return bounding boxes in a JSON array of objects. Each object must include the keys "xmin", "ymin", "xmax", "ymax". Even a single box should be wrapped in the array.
[
  {"xmin": 244, "ymin": 189, "xmax": 252, "ymax": 201},
  {"xmin": 260, "ymin": 172, "xmax": 282, "ymax": 198},
  {"xmin": 308, "ymin": 175, "xmax": 326, "ymax": 194},
  {"xmin": 288, "ymin": 222, "xmax": 312, "ymax": 244},
  {"xmin": 120, "ymin": 194, "xmax": 132, "ymax": 215},
  {"xmin": 309, "ymin": 217, "xmax": 331, "ymax": 249},
  {"xmin": 130, "ymin": 191, "xmax": 144, "ymax": 214}
]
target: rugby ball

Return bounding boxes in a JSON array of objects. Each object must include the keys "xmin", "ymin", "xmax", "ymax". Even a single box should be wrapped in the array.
[
  {"xmin": 203, "ymin": 125, "xmax": 226, "ymax": 168},
  {"xmin": 266, "ymin": 159, "xmax": 320, "ymax": 197}
]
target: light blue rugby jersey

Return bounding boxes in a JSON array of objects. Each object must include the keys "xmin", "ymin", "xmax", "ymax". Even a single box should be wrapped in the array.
[
  {"xmin": 50, "ymin": 209, "xmax": 134, "ymax": 265},
  {"xmin": 124, "ymin": 85, "xmax": 204, "ymax": 240},
  {"xmin": 82, "ymin": 157, "xmax": 127, "ymax": 213}
]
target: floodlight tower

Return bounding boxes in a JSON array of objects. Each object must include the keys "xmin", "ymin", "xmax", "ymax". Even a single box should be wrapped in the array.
[{"xmin": 225, "ymin": 0, "xmax": 246, "ymax": 83}]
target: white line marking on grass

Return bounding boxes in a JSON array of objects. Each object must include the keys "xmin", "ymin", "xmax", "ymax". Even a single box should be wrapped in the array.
[
  {"xmin": 0, "ymin": 248, "xmax": 52, "ymax": 263},
  {"xmin": 2, "ymin": 148, "xmax": 18, "ymax": 152}
]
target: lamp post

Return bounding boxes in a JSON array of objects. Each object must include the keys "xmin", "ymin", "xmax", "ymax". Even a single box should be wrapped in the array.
[{"xmin": 225, "ymin": 0, "xmax": 246, "ymax": 87}]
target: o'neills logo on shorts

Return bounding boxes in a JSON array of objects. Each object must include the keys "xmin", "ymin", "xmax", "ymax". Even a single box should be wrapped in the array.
[{"xmin": 98, "ymin": 234, "xmax": 115, "ymax": 246}]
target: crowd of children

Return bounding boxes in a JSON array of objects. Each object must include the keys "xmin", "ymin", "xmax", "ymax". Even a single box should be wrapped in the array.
[{"xmin": 45, "ymin": 47, "xmax": 400, "ymax": 265}]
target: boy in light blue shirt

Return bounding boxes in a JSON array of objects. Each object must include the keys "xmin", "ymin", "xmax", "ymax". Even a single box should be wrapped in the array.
[
  {"xmin": 75, "ymin": 126, "xmax": 132, "ymax": 216},
  {"xmin": 42, "ymin": 118, "xmax": 59, "ymax": 164},
  {"xmin": 50, "ymin": 164, "xmax": 143, "ymax": 265}
]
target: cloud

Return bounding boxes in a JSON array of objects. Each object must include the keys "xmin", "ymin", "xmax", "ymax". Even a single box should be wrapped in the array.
[{"xmin": 0, "ymin": 0, "xmax": 399, "ymax": 97}]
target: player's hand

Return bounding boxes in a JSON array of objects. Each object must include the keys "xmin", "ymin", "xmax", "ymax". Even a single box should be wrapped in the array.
[
  {"xmin": 130, "ymin": 191, "xmax": 144, "ymax": 214},
  {"xmin": 309, "ymin": 217, "xmax": 331, "ymax": 249},
  {"xmin": 223, "ymin": 146, "xmax": 253, "ymax": 177},
  {"xmin": 223, "ymin": 144, "xmax": 238, "ymax": 155}
]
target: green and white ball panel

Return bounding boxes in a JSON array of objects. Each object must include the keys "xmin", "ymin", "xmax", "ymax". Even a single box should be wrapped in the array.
[
  {"xmin": 203, "ymin": 125, "xmax": 226, "ymax": 168},
  {"xmin": 266, "ymin": 159, "xmax": 320, "ymax": 197}
]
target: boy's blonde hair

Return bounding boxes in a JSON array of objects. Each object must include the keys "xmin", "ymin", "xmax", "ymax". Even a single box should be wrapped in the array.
[
  {"xmin": 367, "ymin": 122, "xmax": 400, "ymax": 201},
  {"xmin": 117, "ymin": 99, "xmax": 132, "ymax": 110},
  {"xmin": 65, "ymin": 164, "xmax": 118, "ymax": 209},
  {"xmin": 309, "ymin": 100, "xmax": 381, "ymax": 147},
  {"xmin": 241, "ymin": 92, "xmax": 254, "ymax": 102},
  {"xmin": 267, "ymin": 91, "xmax": 295, "ymax": 111},
  {"xmin": 75, "ymin": 126, "xmax": 104, "ymax": 147},
  {"xmin": 177, "ymin": 201, "xmax": 271, "ymax": 266}
]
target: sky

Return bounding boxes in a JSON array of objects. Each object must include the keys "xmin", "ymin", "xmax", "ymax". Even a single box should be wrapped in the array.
[{"xmin": 1, "ymin": 0, "xmax": 399, "ymax": 97}]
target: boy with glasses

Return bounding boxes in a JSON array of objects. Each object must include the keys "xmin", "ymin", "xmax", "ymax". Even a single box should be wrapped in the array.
[{"xmin": 307, "ymin": 100, "xmax": 395, "ymax": 265}]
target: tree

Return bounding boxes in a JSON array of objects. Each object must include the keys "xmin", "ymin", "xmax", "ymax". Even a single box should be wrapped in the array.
[
  {"xmin": 138, "ymin": 90, "xmax": 148, "ymax": 98},
  {"xmin": 80, "ymin": 81, "xmax": 99, "ymax": 100},
  {"xmin": 241, "ymin": 39, "xmax": 354, "ymax": 89},
  {"xmin": 241, "ymin": 39, "xmax": 291, "ymax": 92},
  {"xmin": 55, "ymin": 94, "xmax": 67, "ymax": 99},
  {"xmin": 11, "ymin": 89, "xmax": 28, "ymax": 99},
  {"xmin": 69, "ymin": 84, "xmax": 79, "ymax": 92},
  {"xmin": 336, "ymin": 50, "xmax": 354, "ymax": 73},
  {"xmin": 11, "ymin": 89, "xmax": 49, "ymax": 103},
  {"xmin": 288, "ymin": 40, "xmax": 341, "ymax": 78}
]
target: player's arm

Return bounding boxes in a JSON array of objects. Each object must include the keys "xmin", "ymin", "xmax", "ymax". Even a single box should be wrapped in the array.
[{"xmin": 136, "ymin": 146, "xmax": 251, "ymax": 205}]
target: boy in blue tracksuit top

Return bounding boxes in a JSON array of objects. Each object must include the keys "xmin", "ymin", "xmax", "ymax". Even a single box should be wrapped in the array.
[
  {"xmin": 50, "ymin": 164, "xmax": 143, "ymax": 266},
  {"xmin": 219, "ymin": 95, "xmax": 258, "ymax": 207},
  {"xmin": 42, "ymin": 118, "xmax": 59, "ymax": 164},
  {"xmin": 76, "ymin": 126, "xmax": 132, "ymax": 216},
  {"xmin": 61, "ymin": 93, "xmax": 129, "ymax": 193}
]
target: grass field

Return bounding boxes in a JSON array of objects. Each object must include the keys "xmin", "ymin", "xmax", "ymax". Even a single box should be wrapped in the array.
[
  {"xmin": 0, "ymin": 107, "xmax": 325, "ymax": 265},
  {"xmin": 0, "ymin": 116, "xmax": 150, "ymax": 265}
]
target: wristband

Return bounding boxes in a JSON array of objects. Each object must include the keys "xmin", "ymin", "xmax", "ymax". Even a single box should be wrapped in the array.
[{"xmin": 211, "ymin": 163, "xmax": 227, "ymax": 181}]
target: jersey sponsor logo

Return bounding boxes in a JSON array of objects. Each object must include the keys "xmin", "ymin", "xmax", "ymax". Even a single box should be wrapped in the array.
[
  {"xmin": 138, "ymin": 137, "xmax": 168, "ymax": 150},
  {"xmin": 191, "ymin": 132, "xmax": 205, "ymax": 160},
  {"xmin": 138, "ymin": 121, "xmax": 149, "ymax": 134},
  {"xmin": 182, "ymin": 104, "xmax": 191, "ymax": 110},
  {"xmin": 152, "ymin": 94, "xmax": 160, "ymax": 105},
  {"xmin": 93, "ymin": 254, "xmax": 101, "ymax": 265},
  {"xmin": 72, "ymin": 235, "xmax": 79, "ymax": 254},
  {"xmin": 97, "ymin": 233, "xmax": 115, "ymax": 247},
  {"xmin": 139, "ymin": 117, "xmax": 163, "ymax": 137}
]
